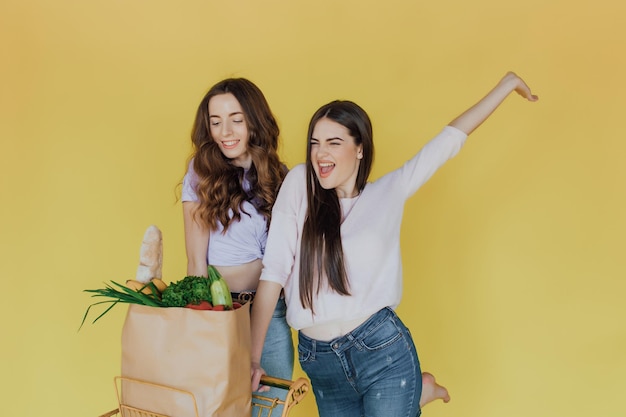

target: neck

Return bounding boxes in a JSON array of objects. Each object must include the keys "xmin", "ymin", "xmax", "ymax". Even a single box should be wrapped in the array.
[
  {"xmin": 335, "ymin": 187, "xmax": 359, "ymax": 199},
  {"xmin": 232, "ymin": 154, "xmax": 252, "ymax": 170}
]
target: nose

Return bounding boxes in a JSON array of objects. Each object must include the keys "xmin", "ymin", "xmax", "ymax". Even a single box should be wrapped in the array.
[
  {"xmin": 221, "ymin": 121, "xmax": 232, "ymax": 137},
  {"xmin": 314, "ymin": 142, "xmax": 329, "ymax": 157}
]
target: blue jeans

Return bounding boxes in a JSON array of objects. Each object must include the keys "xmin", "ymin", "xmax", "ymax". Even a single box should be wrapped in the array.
[
  {"xmin": 254, "ymin": 297, "xmax": 294, "ymax": 416},
  {"xmin": 298, "ymin": 308, "xmax": 422, "ymax": 417}
]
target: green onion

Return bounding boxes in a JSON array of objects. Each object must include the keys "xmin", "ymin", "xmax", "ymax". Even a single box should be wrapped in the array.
[{"xmin": 79, "ymin": 281, "xmax": 165, "ymax": 330}]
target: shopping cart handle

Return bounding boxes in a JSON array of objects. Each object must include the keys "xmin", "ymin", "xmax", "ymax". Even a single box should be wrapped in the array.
[{"xmin": 259, "ymin": 375, "xmax": 293, "ymax": 391}]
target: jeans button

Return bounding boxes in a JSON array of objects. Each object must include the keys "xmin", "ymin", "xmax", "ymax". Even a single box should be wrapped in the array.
[{"xmin": 332, "ymin": 343, "xmax": 339, "ymax": 349}]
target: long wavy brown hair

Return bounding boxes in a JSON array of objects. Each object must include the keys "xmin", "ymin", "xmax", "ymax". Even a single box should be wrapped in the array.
[
  {"xmin": 188, "ymin": 78, "xmax": 286, "ymax": 232},
  {"xmin": 299, "ymin": 100, "xmax": 374, "ymax": 312}
]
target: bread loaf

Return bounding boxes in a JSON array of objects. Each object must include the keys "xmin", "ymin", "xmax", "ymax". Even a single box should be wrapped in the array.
[{"xmin": 135, "ymin": 225, "xmax": 163, "ymax": 283}]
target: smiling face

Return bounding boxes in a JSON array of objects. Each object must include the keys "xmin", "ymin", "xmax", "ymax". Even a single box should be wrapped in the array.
[
  {"xmin": 310, "ymin": 117, "xmax": 363, "ymax": 198},
  {"xmin": 208, "ymin": 93, "xmax": 251, "ymax": 168}
]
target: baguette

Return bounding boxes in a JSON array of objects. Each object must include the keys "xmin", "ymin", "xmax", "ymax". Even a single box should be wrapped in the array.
[{"xmin": 135, "ymin": 225, "xmax": 163, "ymax": 283}]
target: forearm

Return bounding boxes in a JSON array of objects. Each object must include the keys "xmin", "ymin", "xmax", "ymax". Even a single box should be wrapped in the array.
[
  {"xmin": 187, "ymin": 258, "xmax": 208, "ymax": 277},
  {"xmin": 250, "ymin": 280, "xmax": 283, "ymax": 364},
  {"xmin": 449, "ymin": 71, "xmax": 538, "ymax": 135},
  {"xmin": 183, "ymin": 202, "xmax": 209, "ymax": 276}
]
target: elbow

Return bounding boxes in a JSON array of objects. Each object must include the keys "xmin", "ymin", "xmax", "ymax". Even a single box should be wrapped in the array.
[{"xmin": 187, "ymin": 259, "xmax": 208, "ymax": 277}]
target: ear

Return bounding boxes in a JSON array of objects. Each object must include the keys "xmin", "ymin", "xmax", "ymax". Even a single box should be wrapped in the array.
[{"xmin": 357, "ymin": 145, "xmax": 363, "ymax": 159}]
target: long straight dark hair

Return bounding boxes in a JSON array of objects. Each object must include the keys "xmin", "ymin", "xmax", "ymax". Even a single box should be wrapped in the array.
[{"xmin": 299, "ymin": 100, "xmax": 374, "ymax": 312}]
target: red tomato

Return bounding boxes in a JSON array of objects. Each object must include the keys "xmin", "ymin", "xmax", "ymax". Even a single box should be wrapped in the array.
[
  {"xmin": 232, "ymin": 302, "xmax": 242, "ymax": 310},
  {"xmin": 212, "ymin": 304, "xmax": 225, "ymax": 311},
  {"xmin": 185, "ymin": 301, "xmax": 213, "ymax": 310}
]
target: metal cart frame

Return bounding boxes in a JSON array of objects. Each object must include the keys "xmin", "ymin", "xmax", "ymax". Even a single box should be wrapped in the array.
[{"xmin": 98, "ymin": 374, "xmax": 309, "ymax": 417}]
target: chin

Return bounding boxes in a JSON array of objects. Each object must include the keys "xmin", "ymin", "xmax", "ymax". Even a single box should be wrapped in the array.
[{"xmin": 317, "ymin": 180, "xmax": 335, "ymax": 190}]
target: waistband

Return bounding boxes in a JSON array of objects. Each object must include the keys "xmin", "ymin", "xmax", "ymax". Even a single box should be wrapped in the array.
[
  {"xmin": 230, "ymin": 291, "xmax": 256, "ymax": 304},
  {"xmin": 230, "ymin": 289, "xmax": 286, "ymax": 305},
  {"xmin": 298, "ymin": 307, "xmax": 396, "ymax": 354}
]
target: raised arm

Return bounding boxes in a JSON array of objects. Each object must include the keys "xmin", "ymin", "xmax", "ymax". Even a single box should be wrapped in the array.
[
  {"xmin": 183, "ymin": 201, "xmax": 210, "ymax": 277},
  {"xmin": 250, "ymin": 279, "xmax": 284, "ymax": 392},
  {"xmin": 449, "ymin": 72, "xmax": 538, "ymax": 135}
]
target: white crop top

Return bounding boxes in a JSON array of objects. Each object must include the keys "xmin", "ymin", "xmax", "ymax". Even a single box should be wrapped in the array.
[{"xmin": 182, "ymin": 163, "xmax": 267, "ymax": 266}]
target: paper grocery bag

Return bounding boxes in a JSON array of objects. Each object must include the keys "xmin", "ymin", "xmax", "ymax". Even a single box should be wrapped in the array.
[{"xmin": 120, "ymin": 303, "xmax": 251, "ymax": 417}]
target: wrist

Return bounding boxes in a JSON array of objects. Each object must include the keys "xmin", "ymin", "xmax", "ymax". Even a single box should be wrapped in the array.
[{"xmin": 499, "ymin": 72, "xmax": 520, "ymax": 91}]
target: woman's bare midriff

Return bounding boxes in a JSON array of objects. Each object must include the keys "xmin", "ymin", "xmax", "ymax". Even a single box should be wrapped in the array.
[
  {"xmin": 300, "ymin": 314, "xmax": 372, "ymax": 342},
  {"xmin": 213, "ymin": 259, "xmax": 263, "ymax": 293}
]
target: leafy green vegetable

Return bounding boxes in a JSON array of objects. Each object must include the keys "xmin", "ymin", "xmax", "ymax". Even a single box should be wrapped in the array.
[
  {"xmin": 161, "ymin": 275, "xmax": 212, "ymax": 307},
  {"xmin": 79, "ymin": 280, "xmax": 164, "ymax": 330},
  {"xmin": 80, "ymin": 275, "xmax": 216, "ymax": 331}
]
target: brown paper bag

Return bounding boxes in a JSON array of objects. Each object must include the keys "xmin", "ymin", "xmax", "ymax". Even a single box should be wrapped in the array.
[{"xmin": 120, "ymin": 303, "xmax": 252, "ymax": 417}]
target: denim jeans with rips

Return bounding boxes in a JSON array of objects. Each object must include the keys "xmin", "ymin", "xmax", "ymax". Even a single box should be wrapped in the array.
[{"xmin": 298, "ymin": 307, "xmax": 422, "ymax": 417}]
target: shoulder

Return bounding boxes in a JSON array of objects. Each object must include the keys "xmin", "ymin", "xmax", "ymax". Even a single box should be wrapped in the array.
[
  {"xmin": 183, "ymin": 158, "xmax": 199, "ymax": 183},
  {"xmin": 282, "ymin": 164, "xmax": 306, "ymax": 185},
  {"xmin": 184, "ymin": 157, "xmax": 198, "ymax": 176},
  {"xmin": 181, "ymin": 158, "xmax": 199, "ymax": 201},
  {"xmin": 289, "ymin": 163, "xmax": 305, "ymax": 175},
  {"xmin": 273, "ymin": 164, "xmax": 306, "ymax": 209}
]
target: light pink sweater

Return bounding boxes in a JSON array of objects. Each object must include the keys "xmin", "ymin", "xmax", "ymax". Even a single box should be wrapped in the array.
[{"xmin": 260, "ymin": 126, "xmax": 467, "ymax": 330}]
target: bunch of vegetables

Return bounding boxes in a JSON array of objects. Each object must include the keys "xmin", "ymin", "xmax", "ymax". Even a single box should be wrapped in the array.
[
  {"xmin": 80, "ymin": 226, "xmax": 242, "ymax": 329},
  {"xmin": 80, "ymin": 266, "xmax": 240, "ymax": 329},
  {"xmin": 161, "ymin": 266, "xmax": 236, "ymax": 311}
]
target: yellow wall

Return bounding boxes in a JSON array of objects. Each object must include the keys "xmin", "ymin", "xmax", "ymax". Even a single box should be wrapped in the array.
[{"xmin": 1, "ymin": 1, "xmax": 624, "ymax": 416}]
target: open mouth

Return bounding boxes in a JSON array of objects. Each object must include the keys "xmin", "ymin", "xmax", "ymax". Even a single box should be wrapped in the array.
[
  {"xmin": 221, "ymin": 140, "xmax": 240, "ymax": 149},
  {"xmin": 318, "ymin": 162, "xmax": 334, "ymax": 178}
]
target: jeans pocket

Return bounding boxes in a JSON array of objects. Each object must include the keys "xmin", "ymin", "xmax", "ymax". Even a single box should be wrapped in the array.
[
  {"xmin": 297, "ymin": 345, "xmax": 313, "ymax": 364},
  {"xmin": 360, "ymin": 319, "xmax": 403, "ymax": 351}
]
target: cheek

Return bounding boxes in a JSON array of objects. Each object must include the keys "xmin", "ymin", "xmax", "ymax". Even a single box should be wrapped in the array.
[
  {"xmin": 239, "ymin": 127, "xmax": 251, "ymax": 142},
  {"xmin": 308, "ymin": 154, "xmax": 320, "ymax": 173}
]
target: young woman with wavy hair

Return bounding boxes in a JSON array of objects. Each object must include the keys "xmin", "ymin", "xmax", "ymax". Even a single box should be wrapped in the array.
[
  {"xmin": 181, "ymin": 78, "xmax": 292, "ymax": 411},
  {"xmin": 251, "ymin": 72, "xmax": 538, "ymax": 417}
]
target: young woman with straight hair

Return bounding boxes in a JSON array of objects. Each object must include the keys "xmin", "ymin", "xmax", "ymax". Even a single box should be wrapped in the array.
[{"xmin": 250, "ymin": 72, "xmax": 538, "ymax": 417}]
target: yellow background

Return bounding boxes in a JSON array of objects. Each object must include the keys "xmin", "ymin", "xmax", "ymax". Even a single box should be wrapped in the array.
[{"xmin": 1, "ymin": 1, "xmax": 624, "ymax": 416}]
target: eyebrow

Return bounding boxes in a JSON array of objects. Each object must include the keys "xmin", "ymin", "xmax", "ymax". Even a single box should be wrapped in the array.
[
  {"xmin": 311, "ymin": 136, "xmax": 345, "ymax": 141},
  {"xmin": 209, "ymin": 112, "xmax": 244, "ymax": 118}
]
